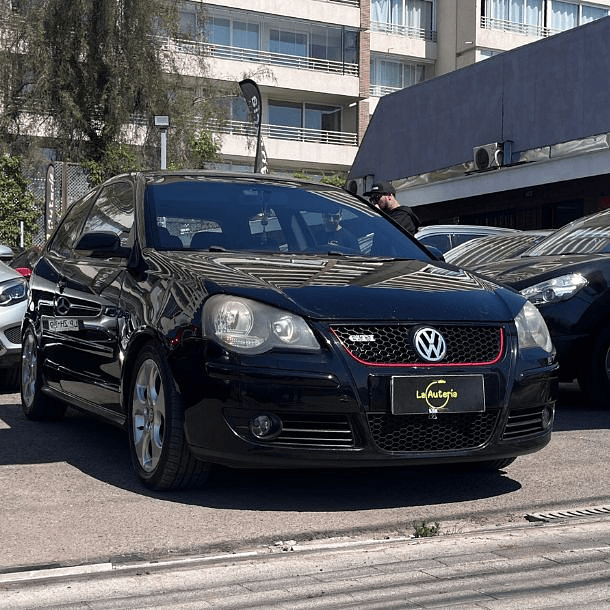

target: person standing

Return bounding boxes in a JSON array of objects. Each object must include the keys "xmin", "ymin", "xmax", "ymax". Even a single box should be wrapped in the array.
[{"xmin": 364, "ymin": 182, "xmax": 421, "ymax": 235}]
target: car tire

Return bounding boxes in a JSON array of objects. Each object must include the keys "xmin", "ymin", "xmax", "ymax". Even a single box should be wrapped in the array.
[
  {"xmin": 578, "ymin": 326, "xmax": 610, "ymax": 407},
  {"xmin": 127, "ymin": 342, "xmax": 211, "ymax": 490},
  {"xmin": 21, "ymin": 326, "xmax": 66, "ymax": 421}
]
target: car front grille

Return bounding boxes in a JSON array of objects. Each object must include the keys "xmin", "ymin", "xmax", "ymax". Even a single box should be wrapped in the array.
[
  {"xmin": 331, "ymin": 324, "xmax": 503, "ymax": 366},
  {"xmin": 367, "ymin": 411, "xmax": 499, "ymax": 452},
  {"xmin": 502, "ymin": 406, "xmax": 549, "ymax": 440}
]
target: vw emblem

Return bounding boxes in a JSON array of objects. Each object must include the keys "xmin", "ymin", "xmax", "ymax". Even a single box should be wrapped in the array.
[
  {"xmin": 413, "ymin": 327, "xmax": 447, "ymax": 362},
  {"xmin": 55, "ymin": 296, "xmax": 71, "ymax": 316}
]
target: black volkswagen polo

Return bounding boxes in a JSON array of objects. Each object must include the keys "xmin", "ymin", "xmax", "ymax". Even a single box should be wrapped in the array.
[{"xmin": 21, "ymin": 172, "xmax": 557, "ymax": 490}]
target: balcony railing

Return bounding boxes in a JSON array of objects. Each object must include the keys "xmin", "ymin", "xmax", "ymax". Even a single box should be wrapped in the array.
[
  {"xmin": 370, "ymin": 84, "xmax": 402, "ymax": 97},
  {"xmin": 371, "ymin": 21, "xmax": 437, "ymax": 42},
  {"xmin": 211, "ymin": 119, "xmax": 358, "ymax": 146},
  {"xmin": 171, "ymin": 38, "xmax": 359, "ymax": 77},
  {"xmin": 480, "ymin": 16, "xmax": 552, "ymax": 37}
]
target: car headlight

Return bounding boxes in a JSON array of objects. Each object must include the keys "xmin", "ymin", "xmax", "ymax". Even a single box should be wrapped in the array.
[
  {"xmin": 514, "ymin": 301, "xmax": 553, "ymax": 353},
  {"xmin": 520, "ymin": 273, "xmax": 587, "ymax": 305},
  {"xmin": 0, "ymin": 277, "xmax": 27, "ymax": 306},
  {"xmin": 203, "ymin": 295, "xmax": 320, "ymax": 355}
]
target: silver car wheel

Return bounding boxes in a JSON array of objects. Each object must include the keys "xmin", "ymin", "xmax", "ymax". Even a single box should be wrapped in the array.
[
  {"xmin": 21, "ymin": 330, "xmax": 37, "ymax": 409},
  {"xmin": 132, "ymin": 358, "xmax": 166, "ymax": 473}
]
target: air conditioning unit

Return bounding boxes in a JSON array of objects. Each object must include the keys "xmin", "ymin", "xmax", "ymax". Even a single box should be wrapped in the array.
[{"xmin": 473, "ymin": 142, "xmax": 504, "ymax": 170}]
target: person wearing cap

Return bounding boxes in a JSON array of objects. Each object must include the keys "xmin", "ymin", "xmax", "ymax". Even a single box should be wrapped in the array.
[{"xmin": 364, "ymin": 181, "xmax": 421, "ymax": 235}]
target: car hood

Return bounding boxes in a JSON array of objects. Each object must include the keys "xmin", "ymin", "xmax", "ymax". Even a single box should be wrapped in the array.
[
  {"xmin": 147, "ymin": 251, "xmax": 522, "ymax": 322},
  {"xmin": 475, "ymin": 253, "xmax": 607, "ymax": 289}
]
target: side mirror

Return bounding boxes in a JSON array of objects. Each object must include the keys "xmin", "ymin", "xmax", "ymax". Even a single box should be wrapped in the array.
[{"xmin": 75, "ymin": 232, "xmax": 131, "ymax": 258}]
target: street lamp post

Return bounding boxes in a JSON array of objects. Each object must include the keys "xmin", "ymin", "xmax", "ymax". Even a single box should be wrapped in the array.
[{"xmin": 154, "ymin": 115, "xmax": 170, "ymax": 170}]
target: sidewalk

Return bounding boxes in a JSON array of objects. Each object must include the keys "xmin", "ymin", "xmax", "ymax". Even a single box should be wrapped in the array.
[{"xmin": 3, "ymin": 513, "xmax": 610, "ymax": 608}]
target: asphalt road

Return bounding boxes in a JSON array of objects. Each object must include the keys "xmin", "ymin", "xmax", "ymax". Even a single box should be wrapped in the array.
[{"xmin": 1, "ymin": 383, "xmax": 609, "ymax": 572}]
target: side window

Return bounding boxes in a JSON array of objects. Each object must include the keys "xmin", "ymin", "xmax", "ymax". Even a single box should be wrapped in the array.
[
  {"xmin": 47, "ymin": 189, "xmax": 98, "ymax": 257},
  {"xmin": 82, "ymin": 181, "xmax": 135, "ymax": 247}
]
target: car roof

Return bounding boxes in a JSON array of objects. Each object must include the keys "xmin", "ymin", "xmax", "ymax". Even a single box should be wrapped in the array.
[{"xmin": 415, "ymin": 224, "xmax": 520, "ymax": 237}]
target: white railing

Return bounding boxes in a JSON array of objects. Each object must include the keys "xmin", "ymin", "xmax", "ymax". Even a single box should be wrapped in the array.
[
  {"xmin": 172, "ymin": 39, "xmax": 359, "ymax": 77},
  {"xmin": 370, "ymin": 84, "xmax": 402, "ymax": 97},
  {"xmin": 371, "ymin": 21, "xmax": 437, "ymax": 42},
  {"xmin": 211, "ymin": 119, "xmax": 358, "ymax": 146},
  {"xmin": 480, "ymin": 16, "xmax": 552, "ymax": 37}
]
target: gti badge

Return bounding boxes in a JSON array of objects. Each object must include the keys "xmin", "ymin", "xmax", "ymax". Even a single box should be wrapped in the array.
[{"xmin": 413, "ymin": 327, "xmax": 447, "ymax": 362}]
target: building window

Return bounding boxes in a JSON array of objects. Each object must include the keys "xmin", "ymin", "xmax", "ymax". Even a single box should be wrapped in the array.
[
  {"xmin": 268, "ymin": 101, "xmax": 342, "ymax": 135},
  {"xmin": 551, "ymin": 1, "xmax": 610, "ymax": 31},
  {"xmin": 206, "ymin": 15, "xmax": 260, "ymax": 50},
  {"xmin": 201, "ymin": 7, "xmax": 359, "ymax": 75},
  {"xmin": 483, "ymin": 0, "xmax": 544, "ymax": 34},
  {"xmin": 370, "ymin": 55, "xmax": 426, "ymax": 96},
  {"xmin": 371, "ymin": 0, "xmax": 435, "ymax": 40}
]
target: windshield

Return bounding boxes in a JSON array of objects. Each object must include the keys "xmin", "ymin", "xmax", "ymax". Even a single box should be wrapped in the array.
[
  {"xmin": 525, "ymin": 211, "xmax": 610, "ymax": 257},
  {"xmin": 144, "ymin": 178, "xmax": 430, "ymax": 260}
]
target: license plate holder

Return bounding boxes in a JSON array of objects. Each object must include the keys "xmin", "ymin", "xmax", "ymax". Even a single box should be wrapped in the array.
[
  {"xmin": 45, "ymin": 317, "xmax": 80, "ymax": 332},
  {"xmin": 391, "ymin": 374, "xmax": 485, "ymax": 415}
]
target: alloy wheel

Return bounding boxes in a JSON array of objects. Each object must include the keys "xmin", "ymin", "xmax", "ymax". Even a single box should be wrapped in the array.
[{"xmin": 132, "ymin": 358, "xmax": 166, "ymax": 473}]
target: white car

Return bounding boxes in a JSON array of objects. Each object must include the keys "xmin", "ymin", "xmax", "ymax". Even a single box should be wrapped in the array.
[{"xmin": 0, "ymin": 261, "xmax": 27, "ymax": 391}]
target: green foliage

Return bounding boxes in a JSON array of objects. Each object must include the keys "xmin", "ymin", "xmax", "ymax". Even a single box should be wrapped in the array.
[
  {"xmin": 321, "ymin": 174, "xmax": 348, "ymax": 188},
  {"xmin": 83, "ymin": 143, "xmax": 142, "ymax": 186},
  {"xmin": 0, "ymin": 155, "xmax": 40, "ymax": 249},
  {"xmin": 0, "ymin": 0, "xmax": 226, "ymax": 170},
  {"xmin": 188, "ymin": 130, "xmax": 221, "ymax": 169},
  {"xmin": 412, "ymin": 520, "xmax": 440, "ymax": 538}
]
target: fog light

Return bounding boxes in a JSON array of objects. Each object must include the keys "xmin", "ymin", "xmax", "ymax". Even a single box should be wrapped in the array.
[
  {"xmin": 250, "ymin": 414, "xmax": 282, "ymax": 440},
  {"xmin": 541, "ymin": 405, "xmax": 554, "ymax": 429}
]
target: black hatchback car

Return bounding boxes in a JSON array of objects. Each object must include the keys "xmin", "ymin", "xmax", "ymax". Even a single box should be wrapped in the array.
[
  {"xmin": 475, "ymin": 208, "xmax": 610, "ymax": 406},
  {"xmin": 21, "ymin": 172, "xmax": 557, "ymax": 490}
]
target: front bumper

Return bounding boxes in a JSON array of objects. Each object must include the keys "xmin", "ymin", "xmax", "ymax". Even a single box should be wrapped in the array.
[{"xmin": 183, "ymin": 355, "xmax": 558, "ymax": 470}]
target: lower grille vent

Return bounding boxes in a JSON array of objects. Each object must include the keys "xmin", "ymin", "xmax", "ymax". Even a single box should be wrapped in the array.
[
  {"xmin": 367, "ymin": 411, "xmax": 499, "ymax": 452},
  {"xmin": 503, "ymin": 406, "xmax": 548, "ymax": 440},
  {"xmin": 274, "ymin": 414, "xmax": 355, "ymax": 448}
]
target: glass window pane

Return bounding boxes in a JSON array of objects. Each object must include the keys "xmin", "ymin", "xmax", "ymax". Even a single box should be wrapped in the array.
[
  {"xmin": 305, "ymin": 104, "xmax": 341, "ymax": 131},
  {"xmin": 208, "ymin": 17, "xmax": 230, "ymax": 45},
  {"xmin": 582, "ymin": 5, "xmax": 609, "ymax": 24},
  {"xmin": 269, "ymin": 101, "xmax": 302, "ymax": 127},
  {"xmin": 551, "ymin": 1, "xmax": 578, "ymax": 30},
  {"xmin": 233, "ymin": 21, "xmax": 259, "ymax": 50}
]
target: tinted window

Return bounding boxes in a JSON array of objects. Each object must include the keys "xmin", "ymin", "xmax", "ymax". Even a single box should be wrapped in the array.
[
  {"xmin": 145, "ymin": 179, "xmax": 429, "ymax": 260},
  {"xmin": 82, "ymin": 181, "xmax": 135, "ymax": 247},
  {"xmin": 47, "ymin": 189, "xmax": 98, "ymax": 257}
]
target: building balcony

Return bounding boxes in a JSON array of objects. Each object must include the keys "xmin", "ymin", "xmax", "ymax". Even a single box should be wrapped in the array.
[
  {"xmin": 371, "ymin": 21, "xmax": 437, "ymax": 42},
  {"xmin": 480, "ymin": 16, "xmax": 552, "ymax": 38},
  {"xmin": 212, "ymin": 120, "xmax": 358, "ymax": 170},
  {"xmin": 172, "ymin": 39, "xmax": 359, "ymax": 77}
]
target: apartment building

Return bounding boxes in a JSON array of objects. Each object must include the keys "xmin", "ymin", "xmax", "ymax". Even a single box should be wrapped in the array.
[{"xmin": 189, "ymin": 0, "xmax": 610, "ymax": 178}]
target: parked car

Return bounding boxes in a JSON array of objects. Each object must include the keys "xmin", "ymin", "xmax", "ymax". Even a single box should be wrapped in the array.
[
  {"xmin": 0, "ymin": 261, "xmax": 28, "ymax": 391},
  {"xmin": 444, "ymin": 231, "xmax": 552, "ymax": 269},
  {"xmin": 22, "ymin": 171, "xmax": 557, "ymax": 489},
  {"xmin": 9, "ymin": 245, "xmax": 43, "ymax": 279},
  {"xmin": 415, "ymin": 224, "xmax": 520, "ymax": 254},
  {"xmin": 0, "ymin": 244, "xmax": 15, "ymax": 263},
  {"xmin": 475, "ymin": 209, "xmax": 610, "ymax": 405}
]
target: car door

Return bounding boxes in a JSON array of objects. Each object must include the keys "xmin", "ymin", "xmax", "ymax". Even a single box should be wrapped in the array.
[{"xmin": 52, "ymin": 180, "xmax": 135, "ymax": 416}]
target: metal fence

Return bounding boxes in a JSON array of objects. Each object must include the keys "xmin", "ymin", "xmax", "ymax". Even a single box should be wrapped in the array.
[{"xmin": 27, "ymin": 162, "xmax": 91, "ymax": 246}]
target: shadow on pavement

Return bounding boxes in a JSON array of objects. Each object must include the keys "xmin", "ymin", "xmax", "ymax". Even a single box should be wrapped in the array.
[{"xmin": 0, "ymin": 383, "xmax": 595, "ymax": 511}]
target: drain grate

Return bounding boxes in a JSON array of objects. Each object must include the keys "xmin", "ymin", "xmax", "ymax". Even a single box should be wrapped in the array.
[{"xmin": 525, "ymin": 506, "xmax": 610, "ymax": 523}]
